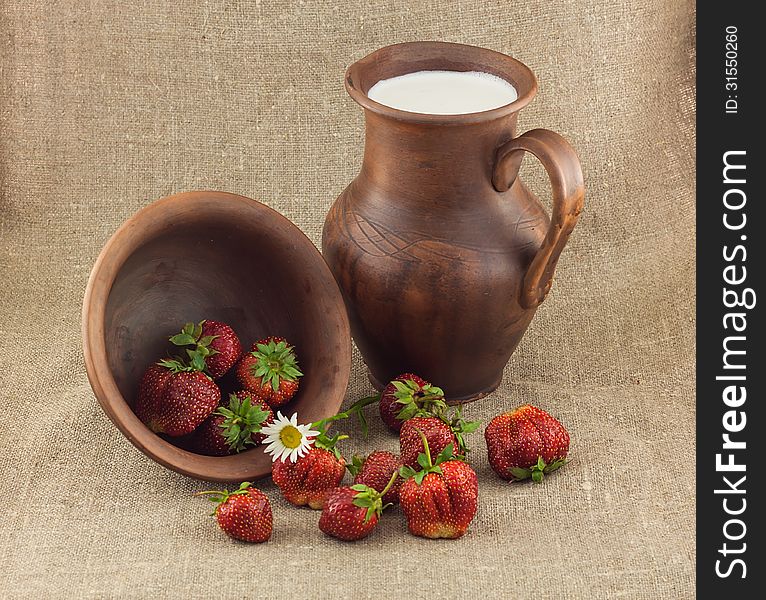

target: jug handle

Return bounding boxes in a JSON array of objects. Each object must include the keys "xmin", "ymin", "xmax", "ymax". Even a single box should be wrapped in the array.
[{"xmin": 492, "ymin": 128, "xmax": 585, "ymax": 310}]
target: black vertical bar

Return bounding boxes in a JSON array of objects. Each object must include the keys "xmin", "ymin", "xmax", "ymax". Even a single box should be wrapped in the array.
[{"xmin": 697, "ymin": 2, "xmax": 763, "ymax": 595}]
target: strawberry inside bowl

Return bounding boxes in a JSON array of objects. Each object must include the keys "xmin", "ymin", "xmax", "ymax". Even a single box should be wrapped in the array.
[{"xmin": 82, "ymin": 191, "xmax": 352, "ymax": 482}]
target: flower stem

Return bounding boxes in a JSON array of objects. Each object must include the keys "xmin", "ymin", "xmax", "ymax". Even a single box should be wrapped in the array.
[{"xmin": 311, "ymin": 395, "xmax": 378, "ymax": 430}]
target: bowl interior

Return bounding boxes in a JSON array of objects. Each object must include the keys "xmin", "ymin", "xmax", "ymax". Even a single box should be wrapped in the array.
[{"xmin": 86, "ymin": 192, "xmax": 350, "ymax": 482}]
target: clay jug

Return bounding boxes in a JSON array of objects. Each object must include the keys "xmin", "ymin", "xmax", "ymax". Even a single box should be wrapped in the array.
[{"xmin": 322, "ymin": 42, "xmax": 584, "ymax": 402}]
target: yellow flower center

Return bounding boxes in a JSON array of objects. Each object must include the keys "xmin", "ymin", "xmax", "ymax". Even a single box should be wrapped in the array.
[{"xmin": 279, "ymin": 425, "xmax": 302, "ymax": 449}]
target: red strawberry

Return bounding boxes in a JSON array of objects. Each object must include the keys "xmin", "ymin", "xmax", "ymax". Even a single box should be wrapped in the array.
[
  {"xmin": 169, "ymin": 320, "xmax": 242, "ymax": 379},
  {"xmin": 399, "ymin": 416, "xmax": 458, "ymax": 468},
  {"xmin": 199, "ymin": 320, "xmax": 242, "ymax": 378},
  {"xmin": 135, "ymin": 364, "xmax": 172, "ymax": 420},
  {"xmin": 190, "ymin": 392, "xmax": 273, "ymax": 456},
  {"xmin": 268, "ymin": 396, "xmax": 378, "ymax": 508},
  {"xmin": 197, "ymin": 482, "xmax": 272, "ymax": 543},
  {"xmin": 235, "ymin": 337, "xmax": 302, "ymax": 408},
  {"xmin": 272, "ymin": 447, "xmax": 346, "ymax": 509},
  {"xmin": 135, "ymin": 359, "xmax": 220, "ymax": 436},
  {"xmin": 399, "ymin": 438, "xmax": 478, "ymax": 539},
  {"xmin": 319, "ymin": 476, "xmax": 398, "ymax": 541},
  {"xmin": 379, "ymin": 374, "xmax": 447, "ymax": 433},
  {"xmin": 485, "ymin": 404, "xmax": 570, "ymax": 483},
  {"xmin": 348, "ymin": 451, "xmax": 403, "ymax": 504}
]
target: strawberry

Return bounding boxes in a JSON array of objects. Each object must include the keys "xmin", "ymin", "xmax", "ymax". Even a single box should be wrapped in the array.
[
  {"xmin": 135, "ymin": 364, "xmax": 172, "ymax": 418},
  {"xmin": 348, "ymin": 450, "xmax": 403, "ymax": 504},
  {"xmin": 399, "ymin": 403, "xmax": 481, "ymax": 467},
  {"xmin": 190, "ymin": 392, "xmax": 273, "ymax": 456},
  {"xmin": 135, "ymin": 358, "xmax": 220, "ymax": 436},
  {"xmin": 399, "ymin": 438, "xmax": 478, "ymax": 540},
  {"xmin": 399, "ymin": 416, "xmax": 458, "ymax": 468},
  {"xmin": 378, "ymin": 374, "xmax": 447, "ymax": 433},
  {"xmin": 319, "ymin": 475, "xmax": 398, "ymax": 541},
  {"xmin": 169, "ymin": 320, "xmax": 242, "ymax": 379},
  {"xmin": 272, "ymin": 447, "xmax": 346, "ymax": 509},
  {"xmin": 197, "ymin": 482, "xmax": 272, "ymax": 543},
  {"xmin": 269, "ymin": 396, "xmax": 376, "ymax": 508},
  {"xmin": 485, "ymin": 404, "xmax": 570, "ymax": 483},
  {"xmin": 235, "ymin": 337, "xmax": 303, "ymax": 408}
]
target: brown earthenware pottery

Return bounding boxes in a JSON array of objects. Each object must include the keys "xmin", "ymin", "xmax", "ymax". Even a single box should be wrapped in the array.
[
  {"xmin": 322, "ymin": 41, "xmax": 584, "ymax": 402},
  {"xmin": 83, "ymin": 191, "xmax": 352, "ymax": 482}
]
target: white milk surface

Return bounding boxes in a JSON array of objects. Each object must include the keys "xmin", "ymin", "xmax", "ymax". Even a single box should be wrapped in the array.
[{"xmin": 367, "ymin": 70, "xmax": 518, "ymax": 115}]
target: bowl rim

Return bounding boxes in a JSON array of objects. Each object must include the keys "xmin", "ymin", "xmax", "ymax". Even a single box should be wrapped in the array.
[{"xmin": 81, "ymin": 190, "xmax": 352, "ymax": 482}]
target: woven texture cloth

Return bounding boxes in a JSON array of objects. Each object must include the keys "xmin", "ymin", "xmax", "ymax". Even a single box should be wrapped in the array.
[{"xmin": 0, "ymin": 1, "xmax": 695, "ymax": 598}]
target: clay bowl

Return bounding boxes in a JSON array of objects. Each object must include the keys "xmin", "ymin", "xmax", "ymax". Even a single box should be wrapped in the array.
[{"xmin": 82, "ymin": 191, "xmax": 351, "ymax": 482}]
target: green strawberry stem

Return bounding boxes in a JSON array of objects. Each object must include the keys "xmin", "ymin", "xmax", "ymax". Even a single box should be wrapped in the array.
[
  {"xmin": 195, "ymin": 482, "xmax": 251, "ymax": 514},
  {"xmin": 378, "ymin": 470, "xmax": 399, "ymax": 498},
  {"xmin": 417, "ymin": 427, "xmax": 433, "ymax": 468},
  {"xmin": 350, "ymin": 471, "xmax": 398, "ymax": 523},
  {"xmin": 399, "ymin": 428, "xmax": 455, "ymax": 485}
]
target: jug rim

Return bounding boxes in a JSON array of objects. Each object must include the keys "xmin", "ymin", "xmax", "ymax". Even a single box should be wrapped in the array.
[{"xmin": 345, "ymin": 41, "xmax": 538, "ymax": 125}]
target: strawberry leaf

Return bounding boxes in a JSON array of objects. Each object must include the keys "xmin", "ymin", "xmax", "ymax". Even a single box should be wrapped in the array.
[
  {"xmin": 435, "ymin": 443, "xmax": 455, "ymax": 465},
  {"xmin": 195, "ymin": 481, "xmax": 251, "ymax": 511},
  {"xmin": 357, "ymin": 410, "xmax": 369, "ymax": 439},
  {"xmin": 215, "ymin": 394, "xmax": 271, "ymax": 452},
  {"xmin": 392, "ymin": 379, "xmax": 447, "ymax": 422},
  {"xmin": 391, "ymin": 380, "xmax": 411, "ymax": 394},
  {"xmin": 544, "ymin": 457, "xmax": 569, "ymax": 473},
  {"xmin": 509, "ymin": 467, "xmax": 533, "ymax": 480},
  {"xmin": 460, "ymin": 421, "xmax": 481, "ymax": 434},
  {"xmin": 417, "ymin": 452, "xmax": 431, "ymax": 470},
  {"xmin": 248, "ymin": 338, "xmax": 304, "ymax": 390},
  {"xmin": 346, "ymin": 455, "xmax": 364, "ymax": 477},
  {"xmin": 313, "ymin": 430, "xmax": 348, "ymax": 459},
  {"xmin": 526, "ymin": 456, "xmax": 549, "ymax": 484},
  {"xmin": 189, "ymin": 352, "xmax": 207, "ymax": 372},
  {"xmin": 396, "ymin": 403, "xmax": 419, "ymax": 421},
  {"xmin": 170, "ymin": 333, "xmax": 197, "ymax": 346}
]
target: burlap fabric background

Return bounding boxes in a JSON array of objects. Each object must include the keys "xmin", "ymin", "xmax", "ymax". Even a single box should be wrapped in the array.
[{"xmin": 0, "ymin": 1, "xmax": 695, "ymax": 598}]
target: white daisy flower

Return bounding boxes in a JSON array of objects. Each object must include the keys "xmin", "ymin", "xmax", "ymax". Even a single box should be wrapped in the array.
[{"xmin": 260, "ymin": 411, "xmax": 320, "ymax": 463}]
